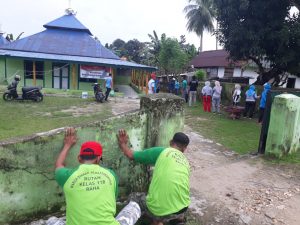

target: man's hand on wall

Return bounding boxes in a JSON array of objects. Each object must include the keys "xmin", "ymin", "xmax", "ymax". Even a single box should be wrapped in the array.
[
  {"xmin": 117, "ymin": 129, "xmax": 129, "ymax": 147},
  {"xmin": 64, "ymin": 127, "xmax": 77, "ymax": 148},
  {"xmin": 117, "ymin": 129, "xmax": 134, "ymax": 160}
]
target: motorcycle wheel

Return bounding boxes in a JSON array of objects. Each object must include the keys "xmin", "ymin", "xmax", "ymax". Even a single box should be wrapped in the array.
[
  {"xmin": 96, "ymin": 94, "xmax": 104, "ymax": 103},
  {"xmin": 35, "ymin": 94, "xmax": 43, "ymax": 102},
  {"xmin": 3, "ymin": 93, "xmax": 13, "ymax": 101}
]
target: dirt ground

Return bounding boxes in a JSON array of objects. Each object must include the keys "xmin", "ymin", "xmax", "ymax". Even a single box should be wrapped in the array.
[
  {"xmin": 185, "ymin": 126, "xmax": 300, "ymax": 225},
  {"xmin": 57, "ymin": 96, "xmax": 140, "ymax": 117}
]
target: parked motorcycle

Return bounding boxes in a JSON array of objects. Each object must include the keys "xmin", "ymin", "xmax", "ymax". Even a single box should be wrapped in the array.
[
  {"xmin": 3, "ymin": 75, "xmax": 43, "ymax": 102},
  {"xmin": 92, "ymin": 83, "xmax": 105, "ymax": 103}
]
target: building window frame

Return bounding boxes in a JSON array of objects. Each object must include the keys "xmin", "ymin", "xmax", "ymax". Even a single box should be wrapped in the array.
[{"xmin": 24, "ymin": 60, "xmax": 44, "ymax": 80}]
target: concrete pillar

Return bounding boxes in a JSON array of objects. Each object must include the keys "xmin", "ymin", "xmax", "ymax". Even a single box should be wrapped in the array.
[
  {"xmin": 266, "ymin": 94, "xmax": 300, "ymax": 158},
  {"xmin": 140, "ymin": 93, "xmax": 185, "ymax": 148}
]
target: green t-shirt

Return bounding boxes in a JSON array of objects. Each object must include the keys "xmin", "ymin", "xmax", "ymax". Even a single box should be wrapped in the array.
[
  {"xmin": 182, "ymin": 80, "xmax": 187, "ymax": 90},
  {"xmin": 133, "ymin": 147, "xmax": 190, "ymax": 216},
  {"xmin": 55, "ymin": 164, "xmax": 119, "ymax": 225}
]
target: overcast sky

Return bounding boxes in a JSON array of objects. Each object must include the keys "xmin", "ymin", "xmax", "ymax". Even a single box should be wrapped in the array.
[{"xmin": 0, "ymin": 0, "xmax": 220, "ymax": 51}]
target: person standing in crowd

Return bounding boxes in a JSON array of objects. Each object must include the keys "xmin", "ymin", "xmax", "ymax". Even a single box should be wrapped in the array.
[
  {"xmin": 189, "ymin": 76, "xmax": 198, "ymax": 107},
  {"xmin": 258, "ymin": 83, "xmax": 271, "ymax": 124},
  {"xmin": 243, "ymin": 85, "xmax": 259, "ymax": 119},
  {"xmin": 181, "ymin": 77, "xmax": 188, "ymax": 103},
  {"xmin": 155, "ymin": 77, "xmax": 161, "ymax": 93},
  {"xmin": 168, "ymin": 78, "xmax": 175, "ymax": 94},
  {"xmin": 105, "ymin": 73, "xmax": 113, "ymax": 101},
  {"xmin": 174, "ymin": 79, "xmax": 180, "ymax": 95},
  {"xmin": 232, "ymin": 84, "xmax": 242, "ymax": 106},
  {"xmin": 212, "ymin": 81, "xmax": 222, "ymax": 114},
  {"xmin": 201, "ymin": 81, "xmax": 213, "ymax": 112},
  {"xmin": 148, "ymin": 73, "xmax": 156, "ymax": 94}
]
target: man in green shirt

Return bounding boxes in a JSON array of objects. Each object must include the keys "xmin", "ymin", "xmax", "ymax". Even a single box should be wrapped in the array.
[
  {"xmin": 117, "ymin": 130, "xmax": 190, "ymax": 225},
  {"xmin": 182, "ymin": 78, "xmax": 188, "ymax": 103},
  {"xmin": 55, "ymin": 128, "xmax": 136, "ymax": 225}
]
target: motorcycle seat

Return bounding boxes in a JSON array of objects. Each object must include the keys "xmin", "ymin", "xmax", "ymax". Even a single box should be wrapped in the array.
[{"xmin": 22, "ymin": 86, "xmax": 41, "ymax": 93}]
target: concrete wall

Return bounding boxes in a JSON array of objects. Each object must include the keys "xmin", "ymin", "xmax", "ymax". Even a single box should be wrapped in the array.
[
  {"xmin": 6, "ymin": 58, "xmax": 24, "ymax": 85},
  {"xmin": 217, "ymin": 67, "xmax": 225, "ymax": 78},
  {"xmin": 233, "ymin": 68, "xmax": 242, "ymax": 77},
  {"xmin": 0, "ymin": 94, "xmax": 184, "ymax": 224},
  {"xmin": 266, "ymin": 94, "xmax": 300, "ymax": 158},
  {"xmin": 44, "ymin": 61, "xmax": 52, "ymax": 88},
  {"xmin": 0, "ymin": 57, "xmax": 5, "ymax": 83}
]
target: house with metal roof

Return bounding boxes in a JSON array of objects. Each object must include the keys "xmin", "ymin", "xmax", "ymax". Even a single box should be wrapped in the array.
[
  {"xmin": 190, "ymin": 50, "xmax": 300, "ymax": 88},
  {"xmin": 0, "ymin": 10, "xmax": 156, "ymax": 90}
]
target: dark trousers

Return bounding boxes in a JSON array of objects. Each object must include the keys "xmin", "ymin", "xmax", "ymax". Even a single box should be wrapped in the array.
[
  {"xmin": 105, "ymin": 88, "xmax": 111, "ymax": 101},
  {"xmin": 243, "ymin": 101, "xmax": 256, "ymax": 118},
  {"xmin": 258, "ymin": 108, "xmax": 265, "ymax": 123}
]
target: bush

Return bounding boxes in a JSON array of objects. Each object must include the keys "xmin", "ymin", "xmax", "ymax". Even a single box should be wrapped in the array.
[{"xmin": 195, "ymin": 69, "xmax": 207, "ymax": 81}]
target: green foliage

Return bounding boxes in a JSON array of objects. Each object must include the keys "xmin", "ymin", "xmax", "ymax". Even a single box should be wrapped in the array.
[
  {"xmin": 195, "ymin": 69, "xmax": 206, "ymax": 81},
  {"xmin": 159, "ymin": 38, "xmax": 188, "ymax": 74},
  {"xmin": 124, "ymin": 39, "xmax": 145, "ymax": 63},
  {"xmin": 106, "ymin": 31, "xmax": 196, "ymax": 74},
  {"xmin": 215, "ymin": 0, "xmax": 300, "ymax": 85}
]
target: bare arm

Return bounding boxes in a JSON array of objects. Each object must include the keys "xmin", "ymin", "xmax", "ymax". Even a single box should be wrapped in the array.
[
  {"xmin": 55, "ymin": 127, "xmax": 77, "ymax": 169},
  {"xmin": 117, "ymin": 129, "xmax": 134, "ymax": 160}
]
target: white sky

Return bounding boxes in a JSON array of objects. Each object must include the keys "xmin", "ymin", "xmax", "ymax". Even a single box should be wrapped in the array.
[{"xmin": 0, "ymin": 0, "xmax": 220, "ymax": 51}]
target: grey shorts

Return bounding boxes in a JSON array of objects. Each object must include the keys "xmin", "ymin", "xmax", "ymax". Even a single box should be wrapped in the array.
[{"xmin": 129, "ymin": 192, "xmax": 187, "ymax": 224}]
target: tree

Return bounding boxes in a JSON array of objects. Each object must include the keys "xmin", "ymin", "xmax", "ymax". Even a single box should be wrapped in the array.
[
  {"xmin": 215, "ymin": 0, "xmax": 300, "ymax": 86},
  {"xmin": 159, "ymin": 38, "xmax": 188, "ymax": 74},
  {"xmin": 107, "ymin": 39, "xmax": 127, "ymax": 57},
  {"xmin": 184, "ymin": 0, "xmax": 216, "ymax": 52},
  {"xmin": 179, "ymin": 35, "xmax": 198, "ymax": 62},
  {"xmin": 124, "ymin": 39, "xmax": 145, "ymax": 63},
  {"xmin": 147, "ymin": 30, "xmax": 166, "ymax": 66}
]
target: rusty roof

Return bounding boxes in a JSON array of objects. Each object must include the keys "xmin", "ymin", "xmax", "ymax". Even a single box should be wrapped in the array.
[{"xmin": 190, "ymin": 50, "xmax": 242, "ymax": 68}]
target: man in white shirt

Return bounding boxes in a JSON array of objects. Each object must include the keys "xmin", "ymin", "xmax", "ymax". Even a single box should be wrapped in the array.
[{"xmin": 148, "ymin": 73, "xmax": 156, "ymax": 94}]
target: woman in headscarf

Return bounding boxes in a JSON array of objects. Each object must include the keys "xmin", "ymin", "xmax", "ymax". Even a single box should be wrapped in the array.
[
  {"xmin": 258, "ymin": 83, "xmax": 271, "ymax": 123},
  {"xmin": 212, "ymin": 81, "xmax": 222, "ymax": 113},
  {"xmin": 232, "ymin": 84, "xmax": 242, "ymax": 106},
  {"xmin": 243, "ymin": 85, "xmax": 259, "ymax": 119},
  {"xmin": 201, "ymin": 81, "xmax": 213, "ymax": 112}
]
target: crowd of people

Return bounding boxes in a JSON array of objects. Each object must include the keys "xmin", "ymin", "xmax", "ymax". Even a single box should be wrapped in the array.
[{"xmin": 147, "ymin": 74, "xmax": 272, "ymax": 123}]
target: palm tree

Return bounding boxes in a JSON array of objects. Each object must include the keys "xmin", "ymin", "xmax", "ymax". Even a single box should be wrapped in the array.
[
  {"xmin": 184, "ymin": 0, "xmax": 216, "ymax": 52},
  {"xmin": 147, "ymin": 30, "xmax": 166, "ymax": 66}
]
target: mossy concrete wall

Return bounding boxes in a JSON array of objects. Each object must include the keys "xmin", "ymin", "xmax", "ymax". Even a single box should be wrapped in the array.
[
  {"xmin": 0, "ymin": 57, "xmax": 5, "ymax": 83},
  {"xmin": 0, "ymin": 95, "xmax": 184, "ymax": 224},
  {"xmin": 266, "ymin": 94, "xmax": 300, "ymax": 158}
]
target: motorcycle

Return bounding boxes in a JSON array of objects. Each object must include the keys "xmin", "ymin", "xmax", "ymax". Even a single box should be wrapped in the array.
[
  {"xmin": 3, "ymin": 75, "xmax": 43, "ymax": 102},
  {"xmin": 92, "ymin": 83, "xmax": 105, "ymax": 103}
]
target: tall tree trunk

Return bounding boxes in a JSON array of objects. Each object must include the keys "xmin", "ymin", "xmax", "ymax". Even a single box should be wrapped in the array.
[{"xmin": 199, "ymin": 31, "xmax": 203, "ymax": 52}]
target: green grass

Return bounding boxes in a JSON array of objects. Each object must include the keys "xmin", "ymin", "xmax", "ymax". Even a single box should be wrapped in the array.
[
  {"xmin": 0, "ymin": 96, "xmax": 112, "ymax": 141},
  {"xmin": 185, "ymin": 103, "xmax": 261, "ymax": 154},
  {"xmin": 264, "ymin": 151, "xmax": 300, "ymax": 164}
]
